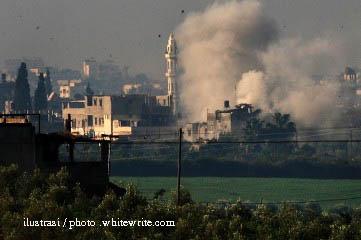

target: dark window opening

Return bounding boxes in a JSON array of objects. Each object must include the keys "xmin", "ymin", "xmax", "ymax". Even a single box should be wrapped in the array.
[
  {"xmin": 87, "ymin": 115, "xmax": 93, "ymax": 126},
  {"xmin": 87, "ymin": 96, "xmax": 93, "ymax": 106},
  {"xmin": 120, "ymin": 120, "xmax": 131, "ymax": 126}
]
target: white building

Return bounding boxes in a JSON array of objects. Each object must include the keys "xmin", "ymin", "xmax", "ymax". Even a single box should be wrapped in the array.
[
  {"xmin": 82, "ymin": 59, "xmax": 97, "ymax": 79},
  {"xmin": 164, "ymin": 33, "xmax": 179, "ymax": 116},
  {"xmin": 344, "ymin": 67, "xmax": 357, "ymax": 82},
  {"xmin": 62, "ymin": 95, "xmax": 132, "ymax": 137},
  {"xmin": 62, "ymin": 94, "xmax": 174, "ymax": 138},
  {"xmin": 57, "ymin": 79, "xmax": 83, "ymax": 99}
]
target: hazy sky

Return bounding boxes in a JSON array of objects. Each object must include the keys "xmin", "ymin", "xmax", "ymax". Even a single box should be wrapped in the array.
[{"xmin": 0, "ymin": 0, "xmax": 359, "ymax": 80}]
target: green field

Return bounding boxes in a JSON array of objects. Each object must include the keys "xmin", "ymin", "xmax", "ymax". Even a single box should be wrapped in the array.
[{"xmin": 111, "ymin": 177, "xmax": 361, "ymax": 208}]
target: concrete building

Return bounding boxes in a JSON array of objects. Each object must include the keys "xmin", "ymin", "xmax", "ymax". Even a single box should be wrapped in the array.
[
  {"xmin": 156, "ymin": 95, "xmax": 170, "ymax": 107},
  {"xmin": 82, "ymin": 58, "xmax": 97, "ymax": 79},
  {"xmin": 122, "ymin": 83, "xmax": 142, "ymax": 94},
  {"xmin": 57, "ymin": 79, "xmax": 83, "ymax": 99},
  {"xmin": 344, "ymin": 67, "xmax": 357, "ymax": 82},
  {"xmin": 184, "ymin": 122, "xmax": 214, "ymax": 142},
  {"xmin": 82, "ymin": 59, "xmax": 122, "ymax": 82},
  {"xmin": 183, "ymin": 102, "xmax": 256, "ymax": 142},
  {"xmin": 62, "ymin": 94, "xmax": 173, "ymax": 138},
  {"xmin": 337, "ymin": 67, "xmax": 361, "ymax": 108},
  {"xmin": 81, "ymin": 59, "xmax": 124, "ymax": 94}
]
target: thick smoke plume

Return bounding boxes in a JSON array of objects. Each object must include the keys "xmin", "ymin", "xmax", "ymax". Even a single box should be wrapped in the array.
[{"xmin": 176, "ymin": 0, "xmax": 344, "ymax": 126}]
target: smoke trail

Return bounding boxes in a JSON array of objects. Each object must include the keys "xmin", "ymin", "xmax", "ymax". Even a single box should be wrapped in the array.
[
  {"xmin": 249, "ymin": 38, "xmax": 343, "ymax": 126},
  {"xmin": 176, "ymin": 0, "xmax": 345, "ymax": 126},
  {"xmin": 176, "ymin": 0, "xmax": 278, "ymax": 121}
]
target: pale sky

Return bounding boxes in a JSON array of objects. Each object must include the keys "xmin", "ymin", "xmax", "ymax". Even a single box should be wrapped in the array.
[{"xmin": 0, "ymin": 0, "xmax": 359, "ymax": 79}]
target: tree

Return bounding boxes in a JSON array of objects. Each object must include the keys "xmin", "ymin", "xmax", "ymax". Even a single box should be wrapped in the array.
[
  {"xmin": 243, "ymin": 117, "xmax": 265, "ymax": 155},
  {"xmin": 3, "ymin": 165, "xmax": 361, "ymax": 239},
  {"xmin": 44, "ymin": 69, "xmax": 53, "ymax": 96},
  {"xmin": 13, "ymin": 62, "xmax": 32, "ymax": 113},
  {"xmin": 265, "ymin": 112, "xmax": 297, "ymax": 157},
  {"xmin": 34, "ymin": 73, "xmax": 48, "ymax": 112},
  {"xmin": 241, "ymin": 111, "xmax": 297, "ymax": 161},
  {"xmin": 153, "ymin": 188, "xmax": 166, "ymax": 200},
  {"xmin": 243, "ymin": 111, "xmax": 296, "ymax": 142},
  {"xmin": 171, "ymin": 186, "xmax": 193, "ymax": 206},
  {"xmin": 244, "ymin": 117, "xmax": 265, "ymax": 141},
  {"xmin": 265, "ymin": 112, "xmax": 296, "ymax": 141}
]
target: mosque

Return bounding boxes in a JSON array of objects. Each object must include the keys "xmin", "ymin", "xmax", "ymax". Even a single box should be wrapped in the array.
[{"xmin": 62, "ymin": 33, "xmax": 180, "ymax": 138}]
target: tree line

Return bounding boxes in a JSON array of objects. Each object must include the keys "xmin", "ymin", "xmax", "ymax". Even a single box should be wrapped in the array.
[
  {"xmin": 109, "ymin": 110, "xmax": 361, "ymax": 177},
  {"xmin": 13, "ymin": 62, "xmax": 52, "ymax": 113},
  {"xmin": 1, "ymin": 165, "xmax": 361, "ymax": 239}
]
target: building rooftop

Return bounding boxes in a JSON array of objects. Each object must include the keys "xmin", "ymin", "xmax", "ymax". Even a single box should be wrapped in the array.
[{"xmin": 345, "ymin": 67, "xmax": 356, "ymax": 75}]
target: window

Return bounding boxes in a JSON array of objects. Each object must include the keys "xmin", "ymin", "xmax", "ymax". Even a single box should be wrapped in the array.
[
  {"xmin": 99, "ymin": 99, "xmax": 103, "ymax": 107},
  {"xmin": 87, "ymin": 115, "xmax": 93, "ymax": 126},
  {"xmin": 87, "ymin": 96, "xmax": 93, "ymax": 106},
  {"xmin": 94, "ymin": 117, "xmax": 98, "ymax": 125},
  {"xmin": 100, "ymin": 117, "xmax": 104, "ymax": 126},
  {"xmin": 94, "ymin": 98, "xmax": 97, "ymax": 106},
  {"xmin": 120, "ymin": 120, "xmax": 131, "ymax": 126}
]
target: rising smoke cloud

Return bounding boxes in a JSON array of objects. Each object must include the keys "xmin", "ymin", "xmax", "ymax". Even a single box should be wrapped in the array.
[{"xmin": 176, "ymin": 0, "xmax": 345, "ymax": 126}]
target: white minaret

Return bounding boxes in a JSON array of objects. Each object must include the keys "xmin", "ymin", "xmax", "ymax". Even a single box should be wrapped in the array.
[{"xmin": 165, "ymin": 33, "xmax": 178, "ymax": 116}]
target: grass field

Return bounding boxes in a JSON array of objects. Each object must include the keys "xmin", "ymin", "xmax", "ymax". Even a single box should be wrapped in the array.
[{"xmin": 111, "ymin": 177, "xmax": 361, "ymax": 208}]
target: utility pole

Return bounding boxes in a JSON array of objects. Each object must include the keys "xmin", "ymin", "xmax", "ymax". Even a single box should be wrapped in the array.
[
  {"xmin": 65, "ymin": 114, "xmax": 74, "ymax": 162},
  {"xmin": 108, "ymin": 137, "xmax": 112, "ymax": 177},
  {"xmin": 177, "ymin": 128, "xmax": 183, "ymax": 206}
]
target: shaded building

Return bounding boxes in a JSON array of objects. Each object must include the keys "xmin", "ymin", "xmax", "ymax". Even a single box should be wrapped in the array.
[
  {"xmin": 183, "ymin": 102, "xmax": 256, "ymax": 142},
  {"xmin": 0, "ymin": 74, "xmax": 15, "ymax": 112},
  {"xmin": 344, "ymin": 67, "xmax": 357, "ymax": 82},
  {"xmin": 82, "ymin": 58, "xmax": 97, "ymax": 79},
  {"xmin": 0, "ymin": 115, "xmax": 121, "ymax": 195}
]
